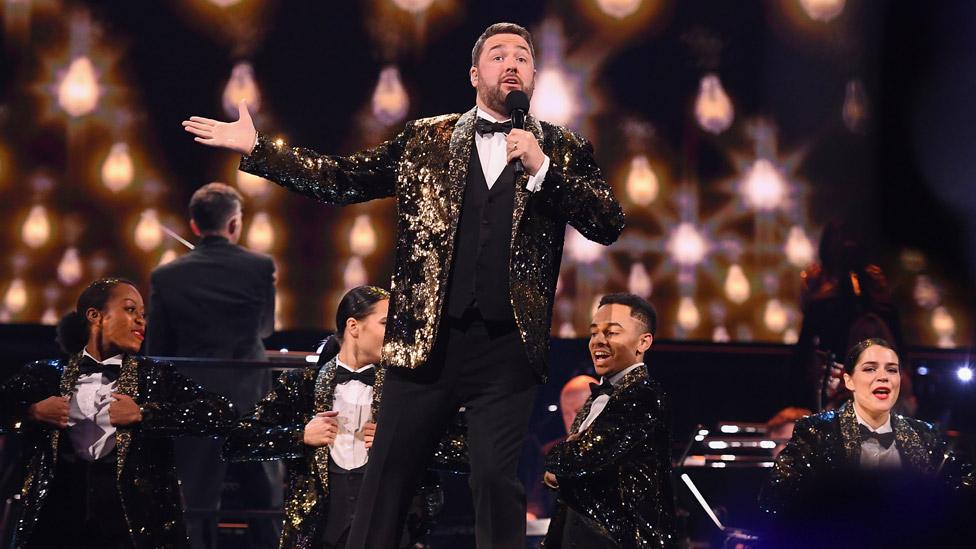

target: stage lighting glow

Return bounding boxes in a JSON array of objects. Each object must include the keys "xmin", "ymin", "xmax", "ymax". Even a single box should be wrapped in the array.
[
  {"xmin": 101, "ymin": 142, "xmax": 134, "ymax": 192},
  {"xmin": 343, "ymin": 257, "xmax": 367, "ymax": 289},
  {"xmin": 627, "ymin": 262, "xmax": 652, "ymax": 298},
  {"xmin": 783, "ymin": 327, "xmax": 799, "ymax": 344},
  {"xmin": 712, "ymin": 325, "xmax": 730, "ymax": 342},
  {"xmin": 957, "ymin": 366, "xmax": 973, "ymax": 383},
  {"xmin": 22, "ymin": 205, "xmax": 51, "ymax": 248},
  {"xmin": 547, "ymin": 404, "xmax": 558, "ymax": 412},
  {"xmin": 677, "ymin": 296, "xmax": 701, "ymax": 331},
  {"xmin": 134, "ymin": 209, "xmax": 163, "ymax": 251},
  {"xmin": 235, "ymin": 170, "xmax": 270, "ymax": 197},
  {"xmin": 724, "ymin": 264, "xmax": 750, "ymax": 304},
  {"xmin": 931, "ymin": 306, "xmax": 956, "ymax": 338},
  {"xmin": 625, "ymin": 155, "xmax": 659, "ymax": 206},
  {"xmin": 349, "ymin": 214, "xmax": 377, "ymax": 256},
  {"xmin": 912, "ymin": 275, "xmax": 940, "ymax": 309},
  {"xmin": 558, "ymin": 322, "xmax": 575, "ymax": 338},
  {"xmin": 207, "ymin": 0, "xmax": 243, "ymax": 7},
  {"xmin": 741, "ymin": 158, "xmax": 787, "ymax": 212},
  {"xmin": 694, "ymin": 74, "xmax": 733, "ymax": 134},
  {"xmin": 565, "ymin": 226, "xmax": 604, "ymax": 263},
  {"xmin": 246, "ymin": 212, "xmax": 274, "ymax": 252},
  {"xmin": 372, "ymin": 66, "xmax": 409, "ymax": 126},
  {"xmin": 158, "ymin": 249, "xmax": 178, "ymax": 267},
  {"xmin": 784, "ymin": 225, "xmax": 814, "ymax": 267},
  {"xmin": 41, "ymin": 307, "xmax": 58, "ymax": 325},
  {"xmin": 916, "ymin": 366, "xmax": 929, "ymax": 376},
  {"xmin": 57, "ymin": 56, "xmax": 100, "ymax": 117},
  {"xmin": 843, "ymin": 80, "xmax": 868, "ymax": 133},
  {"xmin": 390, "ymin": 0, "xmax": 435, "ymax": 13},
  {"xmin": 799, "ymin": 0, "xmax": 846, "ymax": 22},
  {"xmin": 667, "ymin": 222, "xmax": 708, "ymax": 266},
  {"xmin": 4, "ymin": 279, "xmax": 27, "ymax": 313},
  {"xmin": 596, "ymin": 0, "xmax": 642, "ymax": 19},
  {"xmin": 222, "ymin": 62, "xmax": 261, "ymax": 119},
  {"xmin": 763, "ymin": 298, "xmax": 788, "ymax": 333},
  {"xmin": 531, "ymin": 67, "xmax": 578, "ymax": 127},
  {"xmin": 57, "ymin": 247, "xmax": 83, "ymax": 286}
]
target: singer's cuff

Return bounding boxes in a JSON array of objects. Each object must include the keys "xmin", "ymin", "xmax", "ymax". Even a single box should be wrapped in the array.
[{"xmin": 526, "ymin": 155, "xmax": 550, "ymax": 193}]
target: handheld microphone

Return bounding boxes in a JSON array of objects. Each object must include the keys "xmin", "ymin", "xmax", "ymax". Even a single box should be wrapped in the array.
[{"xmin": 505, "ymin": 90, "xmax": 530, "ymax": 175}]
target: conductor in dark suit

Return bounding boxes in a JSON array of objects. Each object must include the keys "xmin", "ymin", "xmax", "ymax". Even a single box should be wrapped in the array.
[{"xmin": 146, "ymin": 181, "xmax": 279, "ymax": 548}]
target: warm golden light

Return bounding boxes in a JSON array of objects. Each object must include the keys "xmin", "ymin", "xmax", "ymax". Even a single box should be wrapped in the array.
[
  {"xmin": 625, "ymin": 155, "xmax": 659, "ymax": 206},
  {"xmin": 784, "ymin": 225, "xmax": 814, "ymax": 268},
  {"xmin": 724, "ymin": 264, "xmax": 750, "ymax": 304},
  {"xmin": 565, "ymin": 226, "xmax": 604, "ymax": 263},
  {"xmin": 783, "ymin": 327, "xmax": 799, "ymax": 345},
  {"xmin": 208, "ymin": 0, "xmax": 243, "ymax": 6},
  {"xmin": 842, "ymin": 79, "xmax": 868, "ymax": 133},
  {"xmin": 741, "ymin": 159, "xmax": 787, "ymax": 211},
  {"xmin": 372, "ymin": 66, "xmax": 409, "ymax": 126},
  {"xmin": 764, "ymin": 299, "xmax": 788, "ymax": 333},
  {"xmin": 712, "ymin": 325, "xmax": 731, "ymax": 343},
  {"xmin": 343, "ymin": 257, "xmax": 368, "ymax": 289},
  {"xmin": 667, "ymin": 222, "xmax": 708, "ymax": 266},
  {"xmin": 135, "ymin": 209, "xmax": 164, "ymax": 251},
  {"xmin": 798, "ymin": 0, "xmax": 845, "ymax": 22},
  {"xmin": 4, "ymin": 278, "xmax": 28, "ymax": 313},
  {"xmin": 558, "ymin": 322, "xmax": 576, "ymax": 338},
  {"xmin": 596, "ymin": 0, "xmax": 642, "ymax": 19},
  {"xmin": 912, "ymin": 275, "xmax": 939, "ymax": 309},
  {"xmin": 236, "ymin": 169, "xmax": 271, "ymax": 197},
  {"xmin": 931, "ymin": 306, "xmax": 956, "ymax": 338},
  {"xmin": 222, "ymin": 62, "xmax": 261, "ymax": 119},
  {"xmin": 677, "ymin": 296, "xmax": 701, "ymax": 331},
  {"xmin": 101, "ymin": 142, "xmax": 134, "ymax": 192},
  {"xmin": 41, "ymin": 307, "xmax": 59, "ymax": 325},
  {"xmin": 627, "ymin": 262, "xmax": 652, "ymax": 297},
  {"xmin": 390, "ymin": 0, "xmax": 435, "ymax": 13},
  {"xmin": 57, "ymin": 56, "xmax": 100, "ymax": 117},
  {"xmin": 22, "ymin": 205, "xmax": 51, "ymax": 248},
  {"xmin": 694, "ymin": 74, "xmax": 733, "ymax": 135},
  {"xmin": 246, "ymin": 212, "xmax": 274, "ymax": 252},
  {"xmin": 158, "ymin": 249, "xmax": 179, "ymax": 267},
  {"xmin": 531, "ymin": 67, "xmax": 578, "ymax": 127},
  {"xmin": 57, "ymin": 247, "xmax": 83, "ymax": 286},
  {"xmin": 349, "ymin": 214, "xmax": 377, "ymax": 256}
]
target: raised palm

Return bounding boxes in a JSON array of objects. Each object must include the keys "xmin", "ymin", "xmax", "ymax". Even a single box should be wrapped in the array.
[{"xmin": 182, "ymin": 100, "xmax": 257, "ymax": 154}]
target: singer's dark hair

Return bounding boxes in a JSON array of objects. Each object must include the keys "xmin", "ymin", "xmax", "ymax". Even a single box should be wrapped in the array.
[
  {"xmin": 56, "ymin": 277, "xmax": 137, "ymax": 354},
  {"xmin": 189, "ymin": 182, "xmax": 243, "ymax": 232},
  {"xmin": 471, "ymin": 22, "xmax": 535, "ymax": 67},
  {"xmin": 597, "ymin": 293, "xmax": 658, "ymax": 336},
  {"xmin": 843, "ymin": 338, "xmax": 897, "ymax": 375},
  {"xmin": 317, "ymin": 286, "xmax": 390, "ymax": 365}
]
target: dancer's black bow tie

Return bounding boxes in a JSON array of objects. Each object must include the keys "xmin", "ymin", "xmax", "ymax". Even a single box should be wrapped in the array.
[
  {"xmin": 475, "ymin": 118, "xmax": 513, "ymax": 136},
  {"xmin": 589, "ymin": 379, "xmax": 614, "ymax": 399},
  {"xmin": 858, "ymin": 424, "xmax": 896, "ymax": 449},
  {"xmin": 78, "ymin": 356, "xmax": 120, "ymax": 382},
  {"xmin": 334, "ymin": 368, "xmax": 376, "ymax": 387}
]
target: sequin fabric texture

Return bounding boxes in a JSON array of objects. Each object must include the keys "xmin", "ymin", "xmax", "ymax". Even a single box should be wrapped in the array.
[
  {"xmin": 222, "ymin": 358, "xmax": 468, "ymax": 548},
  {"xmin": 240, "ymin": 107, "xmax": 625, "ymax": 381},
  {"xmin": 543, "ymin": 365, "xmax": 679, "ymax": 548},
  {"xmin": 759, "ymin": 401, "xmax": 975, "ymax": 515},
  {"xmin": 0, "ymin": 353, "xmax": 236, "ymax": 548}
]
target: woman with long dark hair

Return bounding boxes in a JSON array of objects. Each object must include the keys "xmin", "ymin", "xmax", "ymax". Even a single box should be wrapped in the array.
[{"xmin": 0, "ymin": 277, "xmax": 236, "ymax": 548}]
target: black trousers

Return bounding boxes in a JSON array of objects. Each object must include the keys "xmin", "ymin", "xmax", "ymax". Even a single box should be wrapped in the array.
[
  {"xmin": 562, "ymin": 507, "xmax": 618, "ymax": 549},
  {"xmin": 346, "ymin": 311, "xmax": 539, "ymax": 549}
]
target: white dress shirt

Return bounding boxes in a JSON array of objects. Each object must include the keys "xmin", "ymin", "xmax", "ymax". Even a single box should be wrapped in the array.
[
  {"xmin": 329, "ymin": 359, "xmax": 375, "ymax": 470},
  {"xmin": 67, "ymin": 349, "xmax": 121, "ymax": 461},
  {"xmin": 853, "ymin": 407, "xmax": 902, "ymax": 470},
  {"xmin": 475, "ymin": 108, "xmax": 550, "ymax": 192},
  {"xmin": 576, "ymin": 362, "xmax": 644, "ymax": 433}
]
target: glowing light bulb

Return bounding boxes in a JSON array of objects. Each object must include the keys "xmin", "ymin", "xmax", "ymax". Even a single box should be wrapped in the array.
[
  {"xmin": 391, "ymin": 0, "xmax": 435, "ymax": 13},
  {"xmin": 22, "ymin": 205, "xmax": 51, "ymax": 248},
  {"xmin": 667, "ymin": 223, "xmax": 708, "ymax": 266},
  {"xmin": 57, "ymin": 56, "xmax": 100, "ymax": 117},
  {"xmin": 158, "ymin": 249, "xmax": 178, "ymax": 267},
  {"xmin": 724, "ymin": 264, "xmax": 750, "ymax": 304},
  {"xmin": 246, "ymin": 212, "xmax": 274, "ymax": 252},
  {"xmin": 842, "ymin": 80, "xmax": 868, "ymax": 133},
  {"xmin": 784, "ymin": 226, "xmax": 814, "ymax": 268},
  {"xmin": 912, "ymin": 275, "xmax": 939, "ymax": 309},
  {"xmin": 349, "ymin": 215, "xmax": 377, "ymax": 257},
  {"xmin": 566, "ymin": 227, "xmax": 603, "ymax": 263},
  {"xmin": 741, "ymin": 159, "xmax": 787, "ymax": 211},
  {"xmin": 783, "ymin": 327, "xmax": 799, "ymax": 344},
  {"xmin": 236, "ymin": 170, "xmax": 270, "ymax": 197},
  {"xmin": 931, "ymin": 306, "xmax": 956, "ymax": 338},
  {"xmin": 677, "ymin": 297, "xmax": 701, "ymax": 331},
  {"xmin": 596, "ymin": 0, "xmax": 642, "ymax": 19},
  {"xmin": 627, "ymin": 262, "xmax": 652, "ymax": 297},
  {"xmin": 531, "ymin": 67, "xmax": 578, "ymax": 127},
  {"xmin": 343, "ymin": 257, "xmax": 367, "ymax": 289},
  {"xmin": 101, "ymin": 142, "xmax": 134, "ymax": 192},
  {"xmin": 372, "ymin": 66, "xmax": 409, "ymax": 126},
  {"xmin": 208, "ymin": 0, "xmax": 242, "ymax": 7},
  {"xmin": 799, "ymin": 0, "xmax": 846, "ymax": 22},
  {"xmin": 712, "ymin": 325, "xmax": 730, "ymax": 343},
  {"xmin": 57, "ymin": 247, "xmax": 83, "ymax": 286},
  {"xmin": 694, "ymin": 74, "xmax": 733, "ymax": 134},
  {"xmin": 134, "ymin": 209, "xmax": 163, "ymax": 251},
  {"xmin": 764, "ymin": 299, "xmax": 788, "ymax": 333},
  {"xmin": 41, "ymin": 307, "xmax": 58, "ymax": 325},
  {"xmin": 558, "ymin": 322, "xmax": 576, "ymax": 338},
  {"xmin": 4, "ymin": 279, "xmax": 27, "ymax": 313},
  {"xmin": 222, "ymin": 62, "xmax": 261, "ymax": 119},
  {"xmin": 626, "ymin": 155, "xmax": 659, "ymax": 206}
]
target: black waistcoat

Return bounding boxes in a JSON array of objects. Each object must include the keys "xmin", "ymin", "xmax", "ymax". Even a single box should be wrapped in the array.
[{"xmin": 446, "ymin": 144, "xmax": 517, "ymax": 321}]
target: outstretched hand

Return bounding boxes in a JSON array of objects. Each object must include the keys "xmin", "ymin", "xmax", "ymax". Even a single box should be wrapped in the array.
[{"xmin": 182, "ymin": 100, "xmax": 257, "ymax": 155}]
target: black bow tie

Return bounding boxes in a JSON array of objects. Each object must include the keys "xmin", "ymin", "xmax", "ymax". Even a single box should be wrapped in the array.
[
  {"xmin": 78, "ymin": 356, "xmax": 120, "ymax": 382},
  {"xmin": 475, "ymin": 118, "xmax": 513, "ymax": 136},
  {"xmin": 334, "ymin": 367, "xmax": 376, "ymax": 387},
  {"xmin": 858, "ymin": 424, "xmax": 896, "ymax": 449},
  {"xmin": 589, "ymin": 379, "xmax": 614, "ymax": 400}
]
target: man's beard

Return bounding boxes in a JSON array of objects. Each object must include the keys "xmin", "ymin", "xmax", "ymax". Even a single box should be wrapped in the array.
[{"xmin": 478, "ymin": 79, "xmax": 533, "ymax": 118}]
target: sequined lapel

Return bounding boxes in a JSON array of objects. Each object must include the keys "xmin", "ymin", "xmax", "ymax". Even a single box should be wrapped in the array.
[
  {"xmin": 370, "ymin": 366, "xmax": 385, "ymax": 421},
  {"xmin": 839, "ymin": 402, "xmax": 862, "ymax": 466},
  {"xmin": 52, "ymin": 353, "xmax": 85, "ymax": 461},
  {"xmin": 313, "ymin": 358, "xmax": 338, "ymax": 492},
  {"xmin": 569, "ymin": 397, "xmax": 593, "ymax": 435},
  {"xmin": 448, "ymin": 108, "xmax": 478, "ymax": 212},
  {"xmin": 510, "ymin": 115, "xmax": 545, "ymax": 241},
  {"xmin": 892, "ymin": 414, "xmax": 931, "ymax": 473},
  {"xmin": 114, "ymin": 355, "xmax": 140, "ymax": 480},
  {"xmin": 613, "ymin": 364, "xmax": 649, "ymax": 394}
]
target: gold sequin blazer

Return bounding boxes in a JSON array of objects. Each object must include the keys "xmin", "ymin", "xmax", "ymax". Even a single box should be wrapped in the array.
[
  {"xmin": 0, "ymin": 354, "xmax": 237, "ymax": 549},
  {"xmin": 239, "ymin": 108, "xmax": 625, "ymax": 380},
  {"xmin": 543, "ymin": 365, "xmax": 678, "ymax": 548},
  {"xmin": 759, "ymin": 401, "xmax": 975, "ymax": 515}
]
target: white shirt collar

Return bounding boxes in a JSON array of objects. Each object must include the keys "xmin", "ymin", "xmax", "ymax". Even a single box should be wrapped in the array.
[
  {"xmin": 335, "ymin": 357, "xmax": 375, "ymax": 373},
  {"xmin": 604, "ymin": 362, "xmax": 644, "ymax": 387},
  {"xmin": 476, "ymin": 107, "xmax": 510, "ymax": 124},
  {"xmin": 82, "ymin": 348, "xmax": 123, "ymax": 366},
  {"xmin": 853, "ymin": 405, "xmax": 893, "ymax": 434}
]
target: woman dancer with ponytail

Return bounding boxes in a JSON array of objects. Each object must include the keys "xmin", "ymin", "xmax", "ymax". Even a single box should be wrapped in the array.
[
  {"xmin": 224, "ymin": 286, "xmax": 465, "ymax": 549},
  {"xmin": 0, "ymin": 277, "xmax": 236, "ymax": 548}
]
